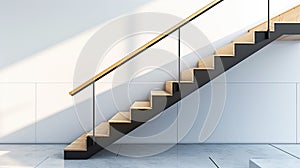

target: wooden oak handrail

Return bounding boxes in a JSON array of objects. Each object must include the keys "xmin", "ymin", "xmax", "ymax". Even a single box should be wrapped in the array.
[{"xmin": 69, "ymin": 0, "xmax": 223, "ymax": 96}]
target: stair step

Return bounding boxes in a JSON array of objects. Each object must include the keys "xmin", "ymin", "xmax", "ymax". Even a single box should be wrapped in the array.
[
  {"xmin": 198, "ymin": 56, "xmax": 215, "ymax": 69},
  {"xmin": 87, "ymin": 122, "xmax": 110, "ymax": 137},
  {"xmin": 165, "ymin": 80, "xmax": 194, "ymax": 93},
  {"xmin": 64, "ymin": 133, "xmax": 87, "ymax": 151},
  {"xmin": 233, "ymin": 31, "xmax": 255, "ymax": 44},
  {"xmin": 109, "ymin": 112, "xmax": 131, "ymax": 123},
  {"xmin": 252, "ymin": 22, "xmax": 277, "ymax": 32},
  {"xmin": 151, "ymin": 90, "xmax": 172, "ymax": 96},
  {"xmin": 181, "ymin": 66, "xmax": 215, "ymax": 81},
  {"xmin": 249, "ymin": 4, "xmax": 300, "ymax": 32},
  {"xmin": 215, "ymin": 43, "xmax": 234, "ymax": 56},
  {"xmin": 181, "ymin": 68, "xmax": 194, "ymax": 81},
  {"xmin": 165, "ymin": 81, "xmax": 173, "ymax": 94},
  {"xmin": 166, "ymin": 80, "xmax": 195, "ymax": 84},
  {"xmin": 131, "ymin": 101, "xmax": 152, "ymax": 110},
  {"xmin": 150, "ymin": 90, "xmax": 171, "ymax": 104}
]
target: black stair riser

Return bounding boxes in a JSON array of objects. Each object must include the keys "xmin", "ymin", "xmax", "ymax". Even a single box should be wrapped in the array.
[{"xmin": 110, "ymin": 121, "xmax": 144, "ymax": 135}]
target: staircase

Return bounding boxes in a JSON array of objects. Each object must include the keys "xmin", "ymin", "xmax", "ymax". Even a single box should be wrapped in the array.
[{"xmin": 64, "ymin": 1, "xmax": 300, "ymax": 159}]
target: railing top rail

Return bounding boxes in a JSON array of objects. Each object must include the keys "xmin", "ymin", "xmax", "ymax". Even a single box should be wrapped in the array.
[{"xmin": 69, "ymin": 0, "xmax": 223, "ymax": 96}]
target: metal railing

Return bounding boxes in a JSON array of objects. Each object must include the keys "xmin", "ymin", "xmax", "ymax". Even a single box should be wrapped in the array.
[
  {"xmin": 69, "ymin": 0, "xmax": 224, "ymax": 143},
  {"xmin": 69, "ymin": 0, "xmax": 223, "ymax": 96}
]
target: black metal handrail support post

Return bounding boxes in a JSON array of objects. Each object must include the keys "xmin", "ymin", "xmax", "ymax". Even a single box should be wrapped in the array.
[
  {"xmin": 176, "ymin": 28, "xmax": 181, "ymax": 144},
  {"xmin": 92, "ymin": 83, "xmax": 96, "ymax": 145},
  {"xmin": 267, "ymin": 0, "xmax": 270, "ymax": 39},
  {"xmin": 178, "ymin": 28, "xmax": 181, "ymax": 85}
]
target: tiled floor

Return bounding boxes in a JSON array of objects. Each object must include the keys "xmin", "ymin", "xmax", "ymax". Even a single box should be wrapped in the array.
[{"xmin": 0, "ymin": 144, "xmax": 299, "ymax": 168}]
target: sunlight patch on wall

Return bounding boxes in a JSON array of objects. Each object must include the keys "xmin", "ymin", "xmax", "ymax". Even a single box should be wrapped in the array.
[{"xmin": 0, "ymin": 25, "xmax": 102, "ymax": 83}]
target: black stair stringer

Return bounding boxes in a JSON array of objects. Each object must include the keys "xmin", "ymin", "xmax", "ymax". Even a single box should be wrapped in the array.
[
  {"xmin": 64, "ymin": 23, "xmax": 300, "ymax": 159},
  {"xmin": 95, "ymin": 121, "xmax": 144, "ymax": 147},
  {"xmin": 195, "ymin": 23, "xmax": 300, "ymax": 88},
  {"xmin": 64, "ymin": 136, "xmax": 103, "ymax": 160}
]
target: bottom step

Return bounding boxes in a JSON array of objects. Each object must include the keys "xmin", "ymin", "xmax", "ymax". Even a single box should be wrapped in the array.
[{"xmin": 250, "ymin": 159, "xmax": 300, "ymax": 168}]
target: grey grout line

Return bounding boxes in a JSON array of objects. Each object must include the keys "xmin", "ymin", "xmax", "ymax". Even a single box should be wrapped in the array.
[
  {"xmin": 0, "ymin": 143, "xmax": 68, "ymax": 145},
  {"xmin": 209, "ymin": 156, "xmax": 220, "ymax": 168},
  {"xmin": 176, "ymin": 144, "xmax": 179, "ymax": 162},
  {"xmin": 177, "ymin": 103, "xmax": 179, "ymax": 144},
  {"xmin": 296, "ymin": 83, "xmax": 298, "ymax": 143},
  {"xmin": 0, "ymin": 82, "xmax": 167, "ymax": 84},
  {"xmin": 0, "ymin": 82, "xmax": 73, "ymax": 84},
  {"xmin": 212, "ymin": 82, "xmax": 299, "ymax": 84},
  {"xmin": 34, "ymin": 156, "xmax": 49, "ymax": 168},
  {"xmin": 35, "ymin": 83, "xmax": 37, "ymax": 144},
  {"xmin": 269, "ymin": 144, "xmax": 300, "ymax": 159},
  {"xmin": 116, "ymin": 144, "xmax": 121, "ymax": 158},
  {"xmin": 1, "ymin": 82, "xmax": 300, "ymax": 84}
]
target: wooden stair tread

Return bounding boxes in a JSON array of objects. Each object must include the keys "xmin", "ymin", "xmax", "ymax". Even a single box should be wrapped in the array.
[
  {"xmin": 233, "ymin": 31, "xmax": 255, "ymax": 44},
  {"xmin": 198, "ymin": 56, "xmax": 214, "ymax": 69},
  {"xmin": 64, "ymin": 144, "xmax": 87, "ymax": 151},
  {"xmin": 250, "ymin": 5, "xmax": 300, "ymax": 32},
  {"xmin": 166, "ymin": 80, "xmax": 194, "ymax": 86},
  {"xmin": 150, "ymin": 90, "xmax": 171, "ymax": 104},
  {"xmin": 195, "ymin": 66, "xmax": 214, "ymax": 70},
  {"xmin": 165, "ymin": 80, "xmax": 194, "ymax": 93},
  {"xmin": 165, "ymin": 81, "xmax": 173, "ymax": 94},
  {"xmin": 151, "ymin": 90, "xmax": 171, "ymax": 96},
  {"xmin": 87, "ymin": 122, "xmax": 110, "ymax": 137},
  {"xmin": 215, "ymin": 43, "xmax": 234, "ymax": 56},
  {"xmin": 181, "ymin": 68, "xmax": 195, "ymax": 82},
  {"xmin": 192, "ymin": 67, "xmax": 214, "ymax": 70},
  {"xmin": 109, "ymin": 112, "xmax": 131, "ymax": 123},
  {"xmin": 131, "ymin": 101, "xmax": 152, "ymax": 110},
  {"xmin": 181, "ymin": 67, "xmax": 215, "ymax": 81},
  {"xmin": 166, "ymin": 80, "xmax": 194, "ymax": 84},
  {"xmin": 64, "ymin": 133, "xmax": 87, "ymax": 151}
]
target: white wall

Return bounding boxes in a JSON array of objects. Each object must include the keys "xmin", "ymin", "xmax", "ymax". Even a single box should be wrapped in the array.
[
  {"xmin": 0, "ymin": 0, "xmax": 300, "ymax": 143},
  {"xmin": 181, "ymin": 40, "xmax": 300, "ymax": 143}
]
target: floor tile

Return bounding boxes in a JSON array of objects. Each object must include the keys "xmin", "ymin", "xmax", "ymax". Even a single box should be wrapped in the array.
[
  {"xmin": 0, "ymin": 145, "xmax": 64, "ymax": 167},
  {"xmin": 208, "ymin": 144, "xmax": 294, "ymax": 168},
  {"xmin": 250, "ymin": 158, "xmax": 300, "ymax": 168},
  {"xmin": 272, "ymin": 144, "xmax": 300, "ymax": 158}
]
